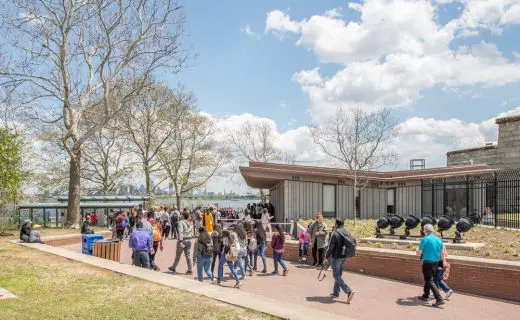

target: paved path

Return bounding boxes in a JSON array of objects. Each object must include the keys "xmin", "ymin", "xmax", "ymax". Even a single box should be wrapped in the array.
[{"xmin": 61, "ymin": 238, "xmax": 520, "ymax": 320}]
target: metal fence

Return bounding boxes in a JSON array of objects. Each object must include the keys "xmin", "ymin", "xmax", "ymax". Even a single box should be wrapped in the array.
[{"xmin": 421, "ymin": 169, "xmax": 520, "ymax": 229}]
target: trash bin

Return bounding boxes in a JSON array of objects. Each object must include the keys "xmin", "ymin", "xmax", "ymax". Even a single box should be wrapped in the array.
[
  {"xmin": 93, "ymin": 239, "xmax": 121, "ymax": 262},
  {"xmin": 82, "ymin": 234, "xmax": 104, "ymax": 255}
]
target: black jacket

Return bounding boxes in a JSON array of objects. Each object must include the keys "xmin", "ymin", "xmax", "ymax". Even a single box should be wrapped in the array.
[{"xmin": 325, "ymin": 227, "xmax": 351, "ymax": 259}]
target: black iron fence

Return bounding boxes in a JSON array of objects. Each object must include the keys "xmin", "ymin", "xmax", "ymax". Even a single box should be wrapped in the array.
[{"xmin": 421, "ymin": 169, "xmax": 520, "ymax": 229}]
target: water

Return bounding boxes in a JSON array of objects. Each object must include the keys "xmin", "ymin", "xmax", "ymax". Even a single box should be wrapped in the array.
[{"xmin": 154, "ymin": 198, "xmax": 260, "ymax": 210}]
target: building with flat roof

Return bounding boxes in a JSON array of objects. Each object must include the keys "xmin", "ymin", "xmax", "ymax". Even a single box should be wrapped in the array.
[{"xmin": 240, "ymin": 115, "xmax": 520, "ymax": 228}]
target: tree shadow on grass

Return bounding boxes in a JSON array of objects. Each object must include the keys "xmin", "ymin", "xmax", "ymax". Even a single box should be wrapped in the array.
[{"xmin": 306, "ymin": 296, "xmax": 348, "ymax": 305}]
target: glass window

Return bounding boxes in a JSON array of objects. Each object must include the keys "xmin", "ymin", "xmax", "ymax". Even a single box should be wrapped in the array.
[
  {"xmin": 323, "ymin": 185, "xmax": 336, "ymax": 216},
  {"xmin": 387, "ymin": 188, "xmax": 395, "ymax": 214}
]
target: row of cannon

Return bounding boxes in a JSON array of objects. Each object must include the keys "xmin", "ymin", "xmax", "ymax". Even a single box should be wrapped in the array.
[{"xmin": 374, "ymin": 214, "xmax": 474, "ymax": 243}]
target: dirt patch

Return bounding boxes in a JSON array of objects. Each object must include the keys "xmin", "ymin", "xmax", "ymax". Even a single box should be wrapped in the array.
[{"xmin": 0, "ymin": 232, "xmax": 14, "ymax": 237}]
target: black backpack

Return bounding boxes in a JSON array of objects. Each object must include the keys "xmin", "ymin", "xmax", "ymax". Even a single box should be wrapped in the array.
[
  {"xmin": 201, "ymin": 240, "xmax": 213, "ymax": 257},
  {"xmin": 337, "ymin": 232, "xmax": 356, "ymax": 259}
]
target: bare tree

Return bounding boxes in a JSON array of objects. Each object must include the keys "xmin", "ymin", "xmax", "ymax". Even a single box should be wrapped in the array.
[
  {"xmin": 0, "ymin": 0, "xmax": 189, "ymax": 227},
  {"xmin": 120, "ymin": 83, "xmax": 193, "ymax": 197},
  {"xmin": 82, "ymin": 123, "xmax": 133, "ymax": 195},
  {"xmin": 311, "ymin": 107, "xmax": 398, "ymax": 221},
  {"xmin": 158, "ymin": 112, "xmax": 229, "ymax": 209},
  {"xmin": 228, "ymin": 120, "xmax": 282, "ymax": 201}
]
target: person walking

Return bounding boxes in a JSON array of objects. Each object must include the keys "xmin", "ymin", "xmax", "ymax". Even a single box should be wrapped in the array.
[
  {"xmin": 203, "ymin": 208, "xmax": 215, "ymax": 233},
  {"xmin": 417, "ymin": 224, "xmax": 445, "ymax": 307},
  {"xmin": 168, "ymin": 211, "xmax": 194, "ymax": 275},
  {"xmin": 129, "ymin": 221, "xmax": 152, "ymax": 269},
  {"xmin": 148, "ymin": 218, "xmax": 163, "ymax": 271},
  {"xmin": 170, "ymin": 207, "xmax": 180, "ymax": 240},
  {"xmin": 210, "ymin": 225, "xmax": 223, "ymax": 275},
  {"xmin": 217, "ymin": 230, "xmax": 241, "ymax": 288},
  {"xmin": 309, "ymin": 214, "xmax": 327, "ymax": 267},
  {"xmin": 193, "ymin": 227, "xmax": 215, "ymax": 283},
  {"xmin": 236, "ymin": 223, "xmax": 252, "ymax": 279},
  {"xmin": 253, "ymin": 222, "xmax": 267, "ymax": 273},
  {"xmin": 261, "ymin": 208, "xmax": 273, "ymax": 234},
  {"xmin": 245, "ymin": 222, "xmax": 257, "ymax": 276},
  {"xmin": 435, "ymin": 245, "xmax": 454, "ymax": 299},
  {"xmin": 326, "ymin": 219, "xmax": 355, "ymax": 304},
  {"xmin": 271, "ymin": 224, "xmax": 289, "ymax": 276}
]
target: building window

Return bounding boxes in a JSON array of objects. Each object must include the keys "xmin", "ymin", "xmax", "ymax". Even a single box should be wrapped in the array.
[
  {"xmin": 322, "ymin": 184, "xmax": 336, "ymax": 218},
  {"xmin": 387, "ymin": 188, "xmax": 396, "ymax": 214},
  {"xmin": 292, "ymin": 176, "xmax": 300, "ymax": 181}
]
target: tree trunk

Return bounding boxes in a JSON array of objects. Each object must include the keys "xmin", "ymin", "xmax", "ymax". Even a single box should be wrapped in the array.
[
  {"xmin": 66, "ymin": 150, "xmax": 81, "ymax": 228},
  {"xmin": 176, "ymin": 192, "xmax": 181, "ymax": 210},
  {"xmin": 144, "ymin": 165, "xmax": 151, "ymax": 196}
]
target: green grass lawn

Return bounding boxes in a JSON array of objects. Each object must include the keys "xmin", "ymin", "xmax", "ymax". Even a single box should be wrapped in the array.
[
  {"xmin": 0, "ymin": 232, "xmax": 277, "ymax": 320},
  {"xmin": 299, "ymin": 218, "xmax": 520, "ymax": 261}
]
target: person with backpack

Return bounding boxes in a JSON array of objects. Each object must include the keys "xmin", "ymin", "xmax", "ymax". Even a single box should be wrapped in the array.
[
  {"xmin": 170, "ymin": 207, "xmax": 180, "ymax": 240},
  {"xmin": 271, "ymin": 224, "xmax": 289, "ymax": 276},
  {"xmin": 193, "ymin": 227, "xmax": 215, "ymax": 283},
  {"xmin": 217, "ymin": 230, "xmax": 241, "ymax": 288},
  {"xmin": 210, "ymin": 225, "xmax": 223, "ymax": 275},
  {"xmin": 236, "ymin": 222, "xmax": 252, "ymax": 279},
  {"xmin": 148, "ymin": 218, "xmax": 163, "ymax": 271},
  {"xmin": 168, "ymin": 211, "xmax": 194, "ymax": 275},
  {"xmin": 253, "ymin": 222, "xmax": 267, "ymax": 273},
  {"xmin": 245, "ymin": 222, "xmax": 257, "ymax": 276},
  {"xmin": 326, "ymin": 219, "xmax": 355, "ymax": 304}
]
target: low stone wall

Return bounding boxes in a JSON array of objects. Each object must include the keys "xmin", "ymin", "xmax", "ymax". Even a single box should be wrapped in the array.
[{"xmin": 265, "ymin": 239, "xmax": 520, "ymax": 303}]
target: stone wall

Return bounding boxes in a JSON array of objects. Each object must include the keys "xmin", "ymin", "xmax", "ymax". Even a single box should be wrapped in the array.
[
  {"xmin": 266, "ymin": 239, "xmax": 520, "ymax": 303},
  {"xmin": 447, "ymin": 146, "xmax": 498, "ymax": 166},
  {"xmin": 496, "ymin": 115, "xmax": 520, "ymax": 167}
]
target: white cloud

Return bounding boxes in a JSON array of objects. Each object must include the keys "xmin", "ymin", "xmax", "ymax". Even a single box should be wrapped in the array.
[
  {"xmin": 240, "ymin": 24, "xmax": 259, "ymax": 38},
  {"xmin": 265, "ymin": 1, "xmax": 520, "ymax": 121},
  {"xmin": 279, "ymin": 100, "xmax": 289, "ymax": 108},
  {"xmin": 458, "ymin": 0, "xmax": 520, "ymax": 34},
  {"xmin": 513, "ymin": 51, "xmax": 520, "ymax": 60}
]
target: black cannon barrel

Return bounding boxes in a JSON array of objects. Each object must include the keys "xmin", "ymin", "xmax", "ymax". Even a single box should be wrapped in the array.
[
  {"xmin": 405, "ymin": 215, "xmax": 420, "ymax": 230},
  {"xmin": 389, "ymin": 215, "xmax": 405, "ymax": 229},
  {"xmin": 377, "ymin": 216, "xmax": 390, "ymax": 229},
  {"xmin": 421, "ymin": 215, "xmax": 437, "ymax": 227},
  {"xmin": 438, "ymin": 215, "xmax": 455, "ymax": 231},
  {"xmin": 456, "ymin": 217, "xmax": 473, "ymax": 233}
]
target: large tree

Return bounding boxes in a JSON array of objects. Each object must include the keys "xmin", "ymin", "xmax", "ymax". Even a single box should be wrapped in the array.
[
  {"xmin": 158, "ymin": 112, "xmax": 229, "ymax": 209},
  {"xmin": 120, "ymin": 83, "xmax": 193, "ymax": 197},
  {"xmin": 0, "ymin": 0, "xmax": 189, "ymax": 227},
  {"xmin": 311, "ymin": 107, "xmax": 398, "ymax": 220},
  {"xmin": 0, "ymin": 128, "xmax": 24, "ymax": 208}
]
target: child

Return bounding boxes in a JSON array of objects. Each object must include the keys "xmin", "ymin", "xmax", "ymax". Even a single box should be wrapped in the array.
[
  {"xmin": 298, "ymin": 225, "xmax": 311, "ymax": 262},
  {"xmin": 435, "ymin": 241, "xmax": 454, "ymax": 299}
]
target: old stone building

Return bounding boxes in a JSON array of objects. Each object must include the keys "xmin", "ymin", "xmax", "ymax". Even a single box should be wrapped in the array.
[{"xmin": 447, "ymin": 115, "xmax": 520, "ymax": 167}]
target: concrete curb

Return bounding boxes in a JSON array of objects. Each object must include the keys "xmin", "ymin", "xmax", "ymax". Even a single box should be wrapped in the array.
[{"xmin": 12, "ymin": 240, "xmax": 353, "ymax": 320}]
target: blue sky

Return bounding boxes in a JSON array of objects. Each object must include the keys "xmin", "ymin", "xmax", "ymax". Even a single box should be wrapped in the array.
[{"xmin": 159, "ymin": 0, "xmax": 520, "ymax": 192}]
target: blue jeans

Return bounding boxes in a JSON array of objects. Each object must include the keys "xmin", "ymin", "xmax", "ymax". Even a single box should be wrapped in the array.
[
  {"xmin": 238, "ymin": 250, "xmax": 251, "ymax": 277},
  {"xmin": 196, "ymin": 254, "xmax": 214, "ymax": 282},
  {"xmin": 273, "ymin": 251, "xmax": 287, "ymax": 273},
  {"xmin": 254, "ymin": 242, "xmax": 267, "ymax": 270},
  {"xmin": 217, "ymin": 254, "xmax": 240, "ymax": 282},
  {"xmin": 434, "ymin": 267, "xmax": 450, "ymax": 293},
  {"xmin": 330, "ymin": 258, "xmax": 352, "ymax": 296},
  {"xmin": 299, "ymin": 243, "xmax": 309, "ymax": 258},
  {"xmin": 133, "ymin": 250, "xmax": 150, "ymax": 269}
]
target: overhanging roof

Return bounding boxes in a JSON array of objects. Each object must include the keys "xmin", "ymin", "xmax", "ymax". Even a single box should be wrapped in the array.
[{"xmin": 240, "ymin": 162, "xmax": 496, "ymax": 189}]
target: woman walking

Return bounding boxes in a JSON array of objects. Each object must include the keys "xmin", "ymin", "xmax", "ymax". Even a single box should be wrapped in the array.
[
  {"xmin": 254, "ymin": 222, "xmax": 267, "ymax": 273},
  {"xmin": 271, "ymin": 224, "xmax": 289, "ymax": 276},
  {"xmin": 236, "ymin": 223, "xmax": 253, "ymax": 278},
  {"xmin": 193, "ymin": 227, "xmax": 215, "ymax": 283},
  {"xmin": 218, "ymin": 230, "xmax": 242, "ymax": 288},
  {"xmin": 211, "ymin": 225, "xmax": 223, "ymax": 275}
]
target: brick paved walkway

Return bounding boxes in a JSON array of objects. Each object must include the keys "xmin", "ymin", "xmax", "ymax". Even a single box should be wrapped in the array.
[{"xmin": 62, "ymin": 238, "xmax": 520, "ymax": 320}]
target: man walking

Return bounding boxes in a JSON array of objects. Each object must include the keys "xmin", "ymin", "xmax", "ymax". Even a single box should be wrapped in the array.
[
  {"xmin": 325, "ymin": 219, "xmax": 355, "ymax": 304},
  {"xmin": 170, "ymin": 207, "xmax": 180, "ymax": 240},
  {"xmin": 168, "ymin": 211, "xmax": 194, "ymax": 275},
  {"xmin": 417, "ymin": 224, "xmax": 445, "ymax": 307},
  {"xmin": 129, "ymin": 221, "xmax": 152, "ymax": 268}
]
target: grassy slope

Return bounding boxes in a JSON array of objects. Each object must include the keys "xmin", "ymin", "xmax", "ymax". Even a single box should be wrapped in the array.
[
  {"xmin": 299, "ymin": 219, "xmax": 520, "ymax": 261},
  {"xmin": 0, "ymin": 232, "xmax": 276, "ymax": 320}
]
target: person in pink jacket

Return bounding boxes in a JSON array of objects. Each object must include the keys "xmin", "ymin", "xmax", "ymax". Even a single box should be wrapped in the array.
[{"xmin": 299, "ymin": 224, "xmax": 311, "ymax": 262}]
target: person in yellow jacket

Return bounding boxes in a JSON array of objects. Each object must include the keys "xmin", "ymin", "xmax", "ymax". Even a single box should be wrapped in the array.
[{"xmin": 203, "ymin": 208, "xmax": 215, "ymax": 233}]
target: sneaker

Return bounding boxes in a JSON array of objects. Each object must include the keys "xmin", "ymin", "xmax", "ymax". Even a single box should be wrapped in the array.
[
  {"xmin": 302, "ymin": 257, "xmax": 307, "ymax": 261},
  {"xmin": 186, "ymin": 270, "xmax": 193, "ymax": 275},
  {"xmin": 234, "ymin": 281, "xmax": 242, "ymax": 288},
  {"xmin": 261, "ymin": 268, "xmax": 267, "ymax": 274},
  {"xmin": 330, "ymin": 293, "xmax": 339, "ymax": 298},
  {"xmin": 168, "ymin": 266, "xmax": 176, "ymax": 273},
  {"xmin": 249, "ymin": 270, "xmax": 253, "ymax": 276},
  {"xmin": 282, "ymin": 269, "xmax": 289, "ymax": 276},
  {"xmin": 417, "ymin": 296, "xmax": 429, "ymax": 302},
  {"xmin": 271, "ymin": 271, "xmax": 278, "ymax": 275},
  {"xmin": 445, "ymin": 290, "xmax": 453, "ymax": 299},
  {"xmin": 154, "ymin": 266, "xmax": 160, "ymax": 272},
  {"xmin": 347, "ymin": 291, "xmax": 355, "ymax": 304},
  {"xmin": 217, "ymin": 280, "xmax": 222, "ymax": 285},
  {"xmin": 253, "ymin": 267, "xmax": 257, "ymax": 271},
  {"xmin": 432, "ymin": 300, "xmax": 445, "ymax": 307}
]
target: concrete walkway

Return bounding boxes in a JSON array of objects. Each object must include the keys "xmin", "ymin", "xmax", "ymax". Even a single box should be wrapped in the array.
[
  {"xmin": 26, "ymin": 237, "xmax": 520, "ymax": 320},
  {"xmin": 14, "ymin": 240, "xmax": 350, "ymax": 320}
]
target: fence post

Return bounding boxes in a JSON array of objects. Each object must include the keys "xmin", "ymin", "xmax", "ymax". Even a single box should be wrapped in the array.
[{"xmin": 493, "ymin": 172, "xmax": 498, "ymax": 229}]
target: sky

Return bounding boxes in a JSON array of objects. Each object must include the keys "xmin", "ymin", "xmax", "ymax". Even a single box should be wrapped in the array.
[{"xmin": 161, "ymin": 0, "xmax": 520, "ymax": 193}]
